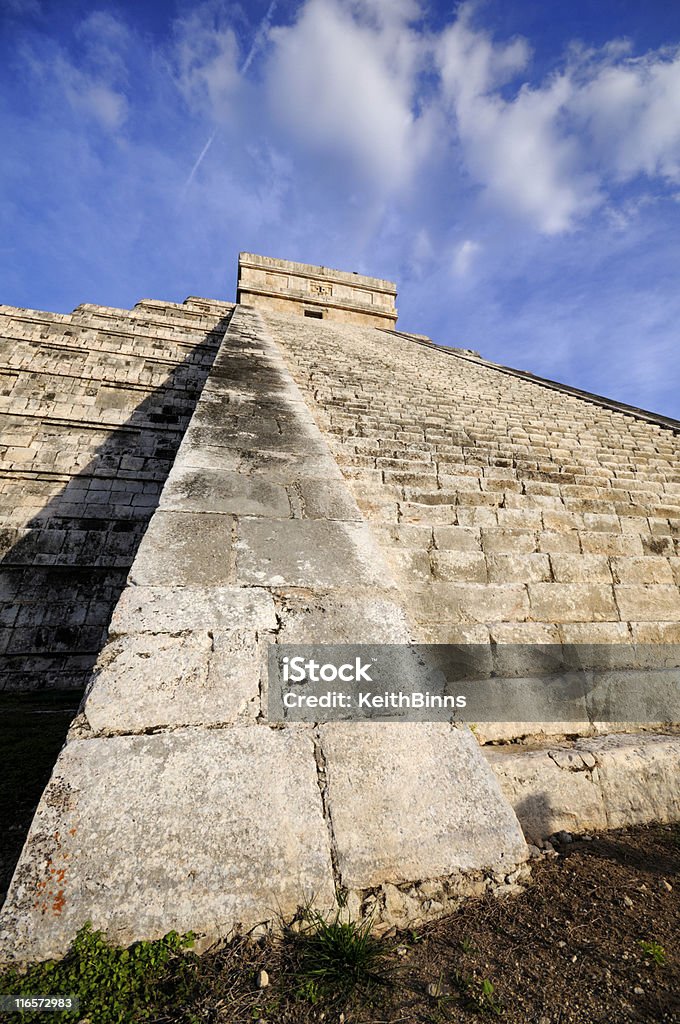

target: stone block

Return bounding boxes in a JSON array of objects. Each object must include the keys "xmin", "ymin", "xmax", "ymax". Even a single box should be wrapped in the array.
[
  {"xmin": 289, "ymin": 478, "xmax": 363, "ymax": 521},
  {"xmin": 579, "ymin": 531, "xmax": 644, "ymax": 556},
  {"xmin": 384, "ymin": 546, "xmax": 432, "ymax": 582},
  {"xmin": 417, "ymin": 622, "xmax": 491, "ymax": 645},
  {"xmin": 431, "ymin": 551, "xmax": 487, "ymax": 582},
  {"xmin": 399, "ymin": 502, "xmax": 456, "ymax": 525},
  {"xmin": 641, "ymin": 534, "xmax": 674, "ymax": 556},
  {"xmin": 487, "ymin": 553, "xmax": 551, "ymax": 583},
  {"xmin": 410, "ymin": 582, "xmax": 529, "ymax": 624},
  {"xmin": 496, "ymin": 509, "xmax": 543, "ymax": 530},
  {"xmin": 581, "ymin": 734, "xmax": 680, "ymax": 828},
  {"xmin": 480, "ymin": 529, "xmax": 537, "ymax": 554},
  {"xmin": 160, "ymin": 467, "xmax": 290, "ymax": 517},
  {"xmin": 318, "ymin": 723, "xmax": 526, "ymax": 889},
  {"xmin": 276, "ymin": 594, "xmax": 411, "ymax": 643},
  {"xmin": 432, "ymin": 525, "xmax": 481, "ymax": 551},
  {"xmin": 84, "ymin": 630, "xmax": 263, "ymax": 733},
  {"xmin": 558, "ymin": 621, "xmax": 630, "ymax": 644},
  {"xmin": 615, "ymin": 584, "xmax": 680, "ymax": 621},
  {"xmin": 0, "ymin": 726, "xmax": 335, "ymax": 964},
  {"xmin": 610, "ymin": 556, "xmax": 675, "ymax": 585},
  {"xmin": 485, "ymin": 746, "xmax": 605, "ymax": 842},
  {"xmin": 129, "ymin": 512, "xmax": 232, "ymax": 586},
  {"xmin": 234, "ymin": 518, "xmax": 393, "ymax": 589},
  {"xmin": 110, "ymin": 585, "xmax": 277, "ymax": 634},
  {"xmin": 630, "ymin": 621, "xmax": 680, "ymax": 643},
  {"xmin": 489, "ymin": 622, "xmax": 560, "ymax": 644},
  {"xmin": 550, "ymin": 553, "xmax": 612, "ymax": 583},
  {"xmin": 537, "ymin": 531, "xmax": 580, "ymax": 553},
  {"xmin": 528, "ymin": 583, "xmax": 617, "ymax": 622},
  {"xmin": 374, "ymin": 523, "xmax": 434, "ymax": 548}
]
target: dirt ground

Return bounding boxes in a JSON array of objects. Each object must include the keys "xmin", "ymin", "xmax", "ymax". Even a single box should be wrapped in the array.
[{"xmin": 162, "ymin": 823, "xmax": 679, "ymax": 1024}]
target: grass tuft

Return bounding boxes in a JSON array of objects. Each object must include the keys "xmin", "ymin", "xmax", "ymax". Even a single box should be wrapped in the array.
[{"xmin": 288, "ymin": 905, "xmax": 392, "ymax": 1005}]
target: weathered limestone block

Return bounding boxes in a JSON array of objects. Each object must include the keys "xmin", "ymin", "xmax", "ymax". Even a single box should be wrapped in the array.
[
  {"xmin": 233, "ymin": 518, "xmax": 393, "ymax": 590},
  {"xmin": 0, "ymin": 727, "xmax": 335, "ymax": 964},
  {"xmin": 318, "ymin": 723, "xmax": 527, "ymax": 890},
  {"xmin": 410, "ymin": 582, "xmax": 529, "ymax": 624},
  {"xmin": 549, "ymin": 553, "xmax": 613, "ymax": 583},
  {"xmin": 160, "ymin": 466, "xmax": 291, "ymax": 517},
  {"xmin": 109, "ymin": 585, "xmax": 277, "ymax": 634},
  {"xmin": 481, "ymin": 528, "xmax": 537, "ymax": 553},
  {"xmin": 486, "ymin": 734, "xmax": 680, "ymax": 841},
  {"xmin": 528, "ymin": 583, "xmax": 617, "ymax": 622},
  {"xmin": 614, "ymin": 585, "xmax": 680, "ymax": 621},
  {"xmin": 129, "ymin": 511, "xmax": 232, "ymax": 586},
  {"xmin": 432, "ymin": 525, "xmax": 481, "ymax": 551},
  {"xmin": 431, "ymin": 551, "xmax": 487, "ymax": 582},
  {"xmin": 583, "ymin": 733, "xmax": 680, "ymax": 828},
  {"xmin": 83, "ymin": 629, "xmax": 266, "ymax": 733},
  {"xmin": 276, "ymin": 594, "xmax": 411, "ymax": 643},
  {"xmin": 486, "ymin": 745, "xmax": 607, "ymax": 841},
  {"xmin": 487, "ymin": 553, "xmax": 551, "ymax": 583}
]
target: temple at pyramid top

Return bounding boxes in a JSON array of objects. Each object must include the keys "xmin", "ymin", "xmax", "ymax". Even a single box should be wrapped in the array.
[{"xmin": 236, "ymin": 251, "xmax": 398, "ymax": 329}]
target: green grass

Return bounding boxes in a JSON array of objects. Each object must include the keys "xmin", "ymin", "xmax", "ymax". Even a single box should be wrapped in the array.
[
  {"xmin": 639, "ymin": 939, "xmax": 667, "ymax": 966},
  {"xmin": 289, "ymin": 905, "xmax": 393, "ymax": 1005},
  {"xmin": 0, "ymin": 923, "xmax": 198, "ymax": 1023}
]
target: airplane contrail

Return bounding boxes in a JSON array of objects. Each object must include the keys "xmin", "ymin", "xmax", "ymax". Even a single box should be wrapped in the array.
[
  {"xmin": 240, "ymin": 0, "xmax": 277, "ymax": 74},
  {"xmin": 182, "ymin": 1, "xmax": 277, "ymax": 194},
  {"xmin": 182, "ymin": 129, "xmax": 217, "ymax": 193}
]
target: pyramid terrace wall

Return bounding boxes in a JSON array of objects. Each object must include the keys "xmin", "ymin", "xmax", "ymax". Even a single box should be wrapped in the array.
[
  {"xmin": 0, "ymin": 298, "xmax": 232, "ymax": 691},
  {"xmin": 1, "ymin": 294, "xmax": 679, "ymax": 964}
]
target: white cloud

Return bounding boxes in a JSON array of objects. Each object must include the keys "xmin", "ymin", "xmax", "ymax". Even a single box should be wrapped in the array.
[
  {"xmin": 573, "ymin": 50, "xmax": 680, "ymax": 184},
  {"xmin": 436, "ymin": 10, "xmax": 599, "ymax": 233},
  {"xmin": 171, "ymin": 7, "xmax": 242, "ymax": 119},
  {"xmin": 1, "ymin": 0, "xmax": 41, "ymax": 16},
  {"xmin": 434, "ymin": 6, "xmax": 680, "ymax": 233},
  {"xmin": 20, "ymin": 15, "xmax": 130, "ymax": 132},
  {"xmin": 265, "ymin": 0, "xmax": 432, "ymax": 189},
  {"xmin": 452, "ymin": 238, "xmax": 481, "ymax": 276}
]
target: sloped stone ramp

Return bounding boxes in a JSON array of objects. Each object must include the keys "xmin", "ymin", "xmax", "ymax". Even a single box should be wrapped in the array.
[{"xmin": 0, "ymin": 308, "xmax": 527, "ymax": 964}]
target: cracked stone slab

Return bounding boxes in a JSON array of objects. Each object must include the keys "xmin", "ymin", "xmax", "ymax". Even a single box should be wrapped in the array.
[
  {"xmin": 318, "ymin": 722, "xmax": 527, "ymax": 890},
  {"xmin": 276, "ymin": 594, "xmax": 411, "ymax": 643},
  {"xmin": 83, "ymin": 630, "xmax": 264, "ymax": 733},
  {"xmin": 234, "ymin": 518, "xmax": 395, "ymax": 589},
  {"xmin": 0, "ymin": 726, "xmax": 335, "ymax": 964},
  {"xmin": 287, "ymin": 479, "xmax": 363, "ymax": 521},
  {"xmin": 176, "ymin": 444, "xmax": 344, "ymax": 481},
  {"xmin": 160, "ymin": 467, "xmax": 291, "ymax": 517},
  {"xmin": 110, "ymin": 585, "xmax": 277, "ymax": 634},
  {"xmin": 129, "ymin": 511, "xmax": 232, "ymax": 586}
]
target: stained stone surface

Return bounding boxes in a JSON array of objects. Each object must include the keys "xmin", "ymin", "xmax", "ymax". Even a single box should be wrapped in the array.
[
  {"xmin": 233, "ymin": 518, "xmax": 394, "ymax": 589},
  {"xmin": 129, "ymin": 511, "xmax": 232, "ymax": 586},
  {"xmin": 0, "ymin": 727, "xmax": 335, "ymax": 964}
]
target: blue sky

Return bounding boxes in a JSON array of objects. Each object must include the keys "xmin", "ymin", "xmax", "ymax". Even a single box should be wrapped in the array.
[{"xmin": 2, "ymin": 0, "xmax": 680, "ymax": 417}]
